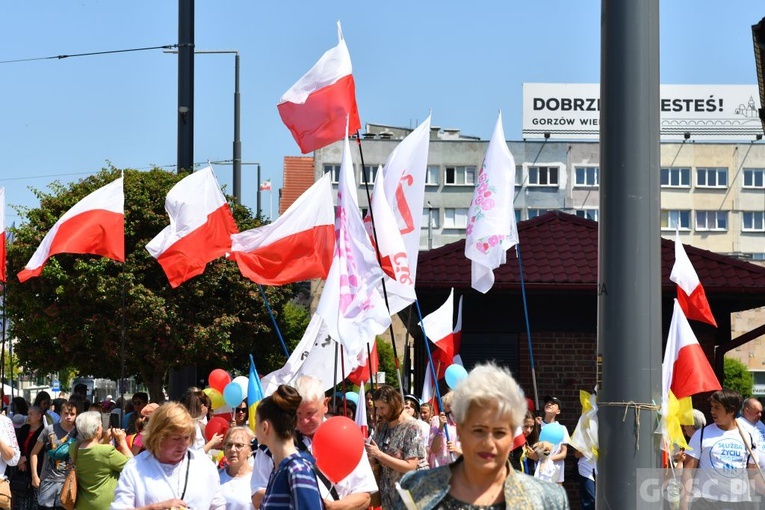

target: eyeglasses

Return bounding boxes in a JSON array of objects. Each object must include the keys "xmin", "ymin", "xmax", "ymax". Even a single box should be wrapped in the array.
[
  {"xmin": 235, "ymin": 408, "xmax": 247, "ymax": 413},
  {"xmin": 223, "ymin": 442, "xmax": 248, "ymax": 451}
]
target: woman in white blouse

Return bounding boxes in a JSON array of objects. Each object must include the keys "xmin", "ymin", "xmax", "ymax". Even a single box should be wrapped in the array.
[{"xmin": 218, "ymin": 427, "xmax": 254, "ymax": 510}]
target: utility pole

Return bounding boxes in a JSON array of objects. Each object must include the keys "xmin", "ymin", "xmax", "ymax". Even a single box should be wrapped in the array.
[
  {"xmin": 177, "ymin": 0, "xmax": 194, "ymax": 174},
  {"xmin": 598, "ymin": 1, "xmax": 661, "ymax": 509}
]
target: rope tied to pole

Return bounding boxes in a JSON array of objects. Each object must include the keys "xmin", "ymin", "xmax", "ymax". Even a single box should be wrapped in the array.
[{"xmin": 598, "ymin": 401, "xmax": 660, "ymax": 451}]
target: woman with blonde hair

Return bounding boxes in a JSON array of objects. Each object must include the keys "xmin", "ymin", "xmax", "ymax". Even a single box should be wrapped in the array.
[
  {"xmin": 72, "ymin": 411, "xmax": 132, "ymax": 509},
  {"xmin": 395, "ymin": 363, "xmax": 569, "ymax": 509},
  {"xmin": 110, "ymin": 402, "xmax": 225, "ymax": 510},
  {"xmin": 218, "ymin": 427, "xmax": 254, "ymax": 510}
]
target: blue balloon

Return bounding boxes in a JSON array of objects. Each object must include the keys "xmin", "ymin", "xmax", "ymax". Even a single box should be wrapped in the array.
[
  {"xmin": 538, "ymin": 422, "xmax": 566, "ymax": 445},
  {"xmin": 345, "ymin": 392, "xmax": 359, "ymax": 405},
  {"xmin": 223, "ymin": 382, "xmax": 244, "ymax": 409},
  {"xmin": 444, "ymin": 364, "xmax": 468, "ymax": 390}
]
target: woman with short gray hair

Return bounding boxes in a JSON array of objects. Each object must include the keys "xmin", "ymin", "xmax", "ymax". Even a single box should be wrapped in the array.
[
  {"xmin": 74, "ymin": 411, "xmax": 132, "ymax": 509},
  {"xmin": 396, "ymin": 363, "xmax": 569, "ymax": 509}
]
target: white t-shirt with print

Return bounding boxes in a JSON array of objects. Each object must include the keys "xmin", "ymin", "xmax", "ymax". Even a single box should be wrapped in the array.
[{"xmin": 539, "ymin": 421, "xmax": 570, "ymax": 482}]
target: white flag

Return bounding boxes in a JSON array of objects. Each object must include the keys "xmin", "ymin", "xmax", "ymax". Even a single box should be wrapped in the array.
[
  {"xmin": 316, "ymin": 125, "xmax": 391, "ymax": 358},
  {"xmin": 465, "ymin": 112, "xmax": 518, "ymax": 293}
]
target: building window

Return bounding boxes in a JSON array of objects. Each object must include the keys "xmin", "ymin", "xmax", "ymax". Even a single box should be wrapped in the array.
[
  {"xmin": 445, "ymin": 166, "xmax": 476, "ymax": 186},
  {"xmin": 743, "ymin": 168, "xmax": 765, "ymax": 188},
  {"xmin": 750, "ymin": 253, "xmax": 765, "ymax": 261},
  {"xmin": 528, "ymin": 208, "xmax": 551, "ymax": 219},
  {"xmin": 660, "ymin": 167, "xmax": 690, "ymax": 188},
  {"xmin": 515, "ymin": 209, "xmax": 522, "ymax": 222},
  {"xmin": 528, "ymin": 166, "xmax": 559, "ymax": 187},
  {"xmin": 425, "ymin": 165, "xmax": 440, "ymax": 186},
  {"xmin": 661, "ymin": 210, "xmax": 691, "ymax": 230},
  {"xmin": 574, "ymin": 166, "xmax": 599, "ymax": 187},
  {"xmin": 421, "ymin": 208, "xmax": 440, "ymax": 229},
  {"xmin": 360, "ymin": 165, "xmax": 378, "ymax": 184},
  {"xmin": 575, "ymin": 209, "xmax": 599, "ymax": 221},
  {"xmin": 324, "ymin": 164, "xmax": 341, "ymax": 184},
  {"xmin": 443, "ymin": 208, "xmax": 469, "ymax": 228},
  {"xmin": 696, "ymin": 167, "xmax": 728, "ymax": 188},
  {"xmin": 743, "ymin": 211, "xmax": 765, "ymax": 232},
  {"xmin": 515, "ymin": 165, "xmax": 523, "ymax": 186},
  {"xmin": 695, "ymin": 210, "xmax": 728, "ymax": 231}
]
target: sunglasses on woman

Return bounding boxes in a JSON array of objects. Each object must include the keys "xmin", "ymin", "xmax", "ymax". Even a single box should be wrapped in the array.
[{"xmin": 235, "ymin": 407, "xmax": 247, "ymax": 413}]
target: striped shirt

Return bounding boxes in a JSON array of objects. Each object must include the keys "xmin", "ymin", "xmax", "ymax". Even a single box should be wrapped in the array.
[{"xmin": 261, "ymin": 452, "xmax": 323, "ymax": 510}]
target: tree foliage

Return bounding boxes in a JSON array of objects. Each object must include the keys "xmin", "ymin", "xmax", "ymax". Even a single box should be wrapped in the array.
[
  {"xmin": 6, "ymin": 167, "xmax": 300, "ymax": 401},
  {"xmin": 723, "ymin": 357, "xmax": 753, "ymax": 398},
  {"xmin": 376, "ymin": 337, "xmax": 399, "ymax": 390}
]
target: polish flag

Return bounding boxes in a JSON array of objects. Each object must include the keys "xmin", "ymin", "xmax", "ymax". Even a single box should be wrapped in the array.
[
  {"xmin": 420, "ymin": 289, "xmax": 458, "ymax": 379},
  {"xmin": 512, "ymin": 425, "xmax": 526, "ymax": 450},
  {"xmin": 421, "ymin": 369, "xmax": 435, "ymax": 408},
  {"xmin": 465, "ymin": 112, "xmax": 518, "ymax": 294},
  {"xmin": 0, "ymin": 187, "xmax": 6, "ymax": 283},
  {"xmin": 670, "ymin": 231, "xmax": 717, "ymax": 327},
  {"xmin": 277, "ymin": 22, "xmax": 361, "ymax": 154},
  {"xmin": 146, "ymin": 167, "xmax": 238, "ymax": 288},
  {"xmin": 662, "ymin": 299, "xmax": 721, "ymax": 399},
  {"xmin": 363, "ymin": 166, "xmax": 412, "ymax": 286},
  {"xmin": 347, "ymin": 341, "xmax": 379, "ymax": 386},
  {"xmin": 355, "ymin": 381, "xmax": 369, "ymax": 438},
  {"xmin": 230, "ymin": 173, "xmax": 335, "ymax": 285},
  {"xmin": 18, "ymin": 177, "xmax": 124, "ymax": 283}
]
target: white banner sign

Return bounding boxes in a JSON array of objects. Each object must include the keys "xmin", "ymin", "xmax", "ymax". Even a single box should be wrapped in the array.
[{"xmin": 522, "ymin": 83, "xmax": 762, "ymax": 141}]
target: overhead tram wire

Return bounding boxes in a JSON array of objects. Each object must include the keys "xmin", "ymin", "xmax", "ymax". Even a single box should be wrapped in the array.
[{"xmin": 0, "ymin": 44, "xmax": 179, "ymax": 65}]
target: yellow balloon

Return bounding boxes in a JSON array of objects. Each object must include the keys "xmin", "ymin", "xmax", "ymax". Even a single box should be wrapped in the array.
[{"xmin": 203, "ymin": 387, "xmax": 226, "ymax": 410}]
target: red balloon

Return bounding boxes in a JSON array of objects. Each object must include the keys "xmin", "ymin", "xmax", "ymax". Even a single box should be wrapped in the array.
[
  {"xmin": 209, "ymin": 369, "xmax": 232, "ymax": 393},
  {"xmin": 312, "ymin": 417, "xmax": 364, "ymax": 484},
  {"xmin": 205, "ymin": 416, "xmax": 230, "ymax": 442}
]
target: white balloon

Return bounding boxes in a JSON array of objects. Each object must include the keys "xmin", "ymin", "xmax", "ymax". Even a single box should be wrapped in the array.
[{"xmin": 233, "ymin": 376, "xmax": 249, "ymax": 399}]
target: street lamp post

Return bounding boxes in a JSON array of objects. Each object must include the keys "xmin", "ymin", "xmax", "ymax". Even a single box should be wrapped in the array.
[{"xmin": 165, "ymin": 49, "xmax": 242, "ymax": 204}]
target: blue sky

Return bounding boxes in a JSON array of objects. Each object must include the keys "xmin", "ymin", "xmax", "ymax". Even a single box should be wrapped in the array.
[{"xmin": 1, "ymin": 1, "xmax": 763, "ymax": 223}]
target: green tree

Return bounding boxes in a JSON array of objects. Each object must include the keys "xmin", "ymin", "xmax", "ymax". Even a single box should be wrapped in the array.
[
  {"xmin": 723, "ymin": 357, "xmax": 754, "ymax": 398},
  {"xmin": 7, "ymin": 167, "xmax": 300, "ymax": 401},
  {"xmin": 376, "ymin": 337, "xmax": 399, "ymax": 390}
]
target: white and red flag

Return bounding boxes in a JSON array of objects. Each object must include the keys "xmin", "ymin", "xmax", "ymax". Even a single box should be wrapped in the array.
[
  {"xmin": 0, "ymin": 187, "xmax": 6, "ymax": 283},
  {"xmin": 355, "ymin": 381, "xmax": 369, "ymax": 438},
  {"xmin": 670, "ymin": 231, "xmax": 717, "ymax": 327},
  {"xmin": 230, "ymin": 173, "xmax": 334, "ymax": 285},
  {"xmin": 363, "ymin": 166, "xmax": 411, "ymax": 283},
  {"xmin": 420, "ymin": 288, "xmax": 459, "ymax": 379},
  {"xmin": 146, "ymin": 166, "xmax": 238, "ymax": 288},
  {"xmin": 347, "ymin": 341, "xmax": 379, "ymax": 386},
  {"xmin": 18, "ymin": 177, "xmax": 124, "ymax": 283},
  {"xmin": 278, "ymin": 21, "xmax": 361, "ymax": 154},
  {"xmin": 259, "ymin": 179, "xmax": 272, "ymax": 192},
  {"xmin": 465, "ymin": 112, "xmax": 518, "ymax": 294},
  {"xmin": 316, "ymin": 124, "xmax": 390, "ymax": 358},
  {"xmin": 375, "ymin": 116, "xmax": 431, "ymax": 313},
  {"xmin": 662, "ymin": 299, "xmax": 721, "ymax": 399}
]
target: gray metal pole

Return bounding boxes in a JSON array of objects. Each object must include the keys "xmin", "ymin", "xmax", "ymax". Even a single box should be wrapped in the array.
[
  {"xmin": 598, "ymin": 1, "xmax": 661, "ymax": 509},
  {"xmin": 257, "ymin": 163, "xmax": 262, "ymax": 218},
  {"xmin": 177, "ymin": 0, "xmax": 194, "ymax": 173},
  {"xmin": 233, "ymin": 53, "xmax": 242, "ymax": 204}
]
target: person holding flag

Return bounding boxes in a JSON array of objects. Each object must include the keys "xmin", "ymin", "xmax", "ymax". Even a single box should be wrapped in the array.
[{"xmin": 251, "ymin": 375, "xmax": 377, "ymax": 510}]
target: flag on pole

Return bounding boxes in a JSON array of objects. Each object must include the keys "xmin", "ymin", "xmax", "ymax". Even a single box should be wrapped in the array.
[
  {"xmin": 421, "ymin": 369, "xmax": 435, "ymax": 408},
  {"xmin": 347, "ymin": 341, "xmax": 379, "ymax": 386},
  {"xmin": 259, "ymin": 180, "xmax": 272, "ymax": 192},
  {"xmin": 420, "ymin": 288, "xmax": 457, "ymax": 378},
  {"xmin": 248, "ymin": 354, "xmax": 265, "ymax": 434},
  {"xmin": 277, "ymin": 21, "xmax": 361, "ymax": 154},
  {"xmin": 355, "ymin": 381, "xmax": 369, "ymax": 438},
  {"xmin": 364, "ymin": 166, "xmax": 411, "ymax": 283},
  {"xmin": 316, "ymin": 124, "xmax": 390, "ymax": 358},
  {"xmin": 670, "ymin": 231, "xmax": 717, "ymax": 327},
  {"xmin": 376, "ymin": 115, "xmax": 431, "ymax": 314},
  {"xmin": 0, "ymin": 187, "xmax": 6, "ymax": 283},
  {"xmin": 465, "ymin": 112, "xmax": 518, "ymax": 293},
  {"xmin": 18, "ymin": 177, "xmax": 124, "ymax": 282},
  {"xmin": 230, "ymin": 174, "xmax": 335, "ymax": 285},
  {"xmin": 146, "ymin": 166, "xmax": 238, "ymax": 288},
  {"xmin": 452, "ymin": 295, "xmax": 464, "ymax": 367},
  {"xmin": 569, "ymin": 390, "xmax": 599, "ymax": 460},
  {"xmin": 662, "ymin": 299, "xmax": 721, "ymax": 399}
]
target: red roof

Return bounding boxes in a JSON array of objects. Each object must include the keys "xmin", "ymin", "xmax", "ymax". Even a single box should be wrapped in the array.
[
  {"xmin": 280, "ymin": 157, "xmax": 314, "ymax": 216},
  {"xmin": 416, "ymin": 211, "xmax": 765, "ymax": 295}
]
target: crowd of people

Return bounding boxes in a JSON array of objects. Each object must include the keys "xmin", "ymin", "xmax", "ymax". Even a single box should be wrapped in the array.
[{"xmin": 6, "ymin": 373, "xmax": 763, "ymax": 509}]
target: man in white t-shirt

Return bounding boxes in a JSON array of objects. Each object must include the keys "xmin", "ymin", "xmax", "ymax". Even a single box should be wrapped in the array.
[
  {"xmin": 251, "ymin": 375, "xmax": 377, "ymax": 510},
  {"xmin": 535, "ymin": 395, "xmax": 569, "ymax": 483},
  {"xmin": 681, "ymin": 389, "xmax": 757, "ymax": 510},
  {"xmin": 738, "ymin": 398, "xmax": 765, "ymax": 470}
]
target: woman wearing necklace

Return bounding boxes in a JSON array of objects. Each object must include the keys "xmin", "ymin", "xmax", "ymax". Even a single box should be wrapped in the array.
[
  {"xmin": 395, "ymin": 364, "xmax": 569, "ymax": 510},
  {"xmin": 255, "ymin": 384, "xmax": 323, "ymax": 510},
  {"xmin": 110, "ymin": 402, "xmax": 225, "ymax": 510}
]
